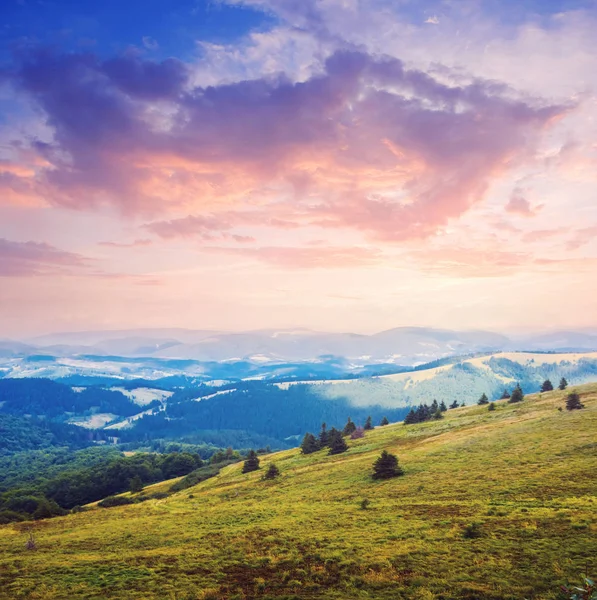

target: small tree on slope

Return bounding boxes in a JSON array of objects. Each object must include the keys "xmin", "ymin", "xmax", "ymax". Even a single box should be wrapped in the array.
[
  {"xmin": 300, "ymin": 433, "xmax": 320, "ymax": 455},
  {"xmin": 263, "ymin": 463, "xmax": 280, "ymax": 480},
  {"xmin": 566, "ymin": 392, "xmax": 584, "ymax": 411},
  {"xmin": 372, "ymin": 450, "xmax": 404, "ymax": 479},
  {"xmin": 328, "ymin": 428, "xmax": 348, "ymax": 455},
  {"xmin": 509, "ymin": 384, "xmax": 524, "ymax": 404},
  {"xmin": 559, "ymin": 377, "xmax": 569, "ymax": 391},
  {"xmin": 242, "ymin": 450, "xmax": 260, "ymax": 473},
  {"xmin": 478, "ymin": 393, "xmax": 489, "ymax": 405},
  {"xmin": 343, "ymin": 417, "xmax": 357, "ymax": 437},
  {"xmin": 541, "ymin": 379, "xmax": 554, "ymax": 392},
  {"xmin": 380, "ymin": 416, "xmax": 389, "ymax": 426},
  {"xmin": 364, "ymin": 416, "xmax": 373, "ymax": 430}
]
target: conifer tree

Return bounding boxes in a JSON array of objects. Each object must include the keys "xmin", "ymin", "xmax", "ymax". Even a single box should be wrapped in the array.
[
  {"xmin": 242, "ymin": 450, "xmax": 260, "ymax": 473},
  {"xmin": 488, "ymin": 402, "xmax": 496, "ymax": 412},
  {"xmin": 565, "ymin": 391, "xmax": 584, "ymax": 411},
  {"xmin": 380, "ymin": 416, "xmax": 389, "ymax": 426},
  {"xmin": 300, "ymin": 433, "xmax": 320, "ymax": 455},
  {"xmin": 404, "ymin": 408, "xmax": 416, "ymax": 424},
  {"xmin": 364, "ymin": 416, "xmax": 373, "ymax": 430},
  {"xmin": 263, "ymin": 463, "xmax": 280, "ymax": 479},
  {"xmin": 439, "ymin": 401, "xmax": 447, "ymax": 412},
  {"xmin": 540, "ymin": 379, "xmax": 554, "ymax": 392},
  {"xmin": 450, "ymin": 400, "xmax": 459, "ymax": 409},
  {"xmin": 460, "ymin": 401, "xmax": 466, "ymax": 407},
  {"xmin": 559, "ymin": 377, "xmax": 568, "ymax": 391},
  {"xmin": 328, "ymin": 428, "xmax": 348, "ymax": 455},
  {"xmin": 500, "ymin": 389, "xmax": 511, "ymax": 400},
  {"xmin": 318, "ymin": 422, "xmax": 328, "ymax": 447},
  {"xmin": 431, "ymin": 399, "xmax": 439, "ymax": 412},
  {"xmin": 343, "ymin": 417, "xmax": 357, "ymax": 437},
  {"xmin": 509, "ymin": 384, "xmax": 524, "ymax": 403},
  {"xmin": 477, "ymin": 393, "xmax": 489, "ymax": 405},
  {"xmin": 372, "ymin": 450, "xmax": 404, "ymax": 479}
]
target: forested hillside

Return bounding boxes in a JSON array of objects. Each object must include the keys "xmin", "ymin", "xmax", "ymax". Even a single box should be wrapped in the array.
[{"xmin": 0, "ymin": 383, "xmax": 594, "ymax": 599}]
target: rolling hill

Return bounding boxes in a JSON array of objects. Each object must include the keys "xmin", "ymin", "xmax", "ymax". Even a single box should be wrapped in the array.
[{"xmin": 0, "ymin": 383, "xmax": 595, "ymax": 599}]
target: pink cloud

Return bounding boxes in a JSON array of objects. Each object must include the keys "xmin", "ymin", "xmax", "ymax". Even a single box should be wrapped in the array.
[
  {"xmin": 505, "ymin": 189, "xmax": 543, "ymax": 217},
  {"xmin": 566, "ymin": 226, "xmax": 597, "ymax": 251},
  {"xmin": 4, "ymin": 48, "xmax": 568, "ymax": 242},
  {"xmin": 0, "ymin": 238, "xmax": 87, "ymax": 276},
  {"xmin": 98, "ymin": 239, "xmax": 153, "ymax": 248},
  {"xmin": 205, "ymin": 245, "xmax": 381, "ymax": 268}
]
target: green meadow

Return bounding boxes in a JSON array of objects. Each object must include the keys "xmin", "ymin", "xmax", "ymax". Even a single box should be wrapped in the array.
[{"xmin": 0, "ymin": 384, "xmax": 595, "ymax": 600}]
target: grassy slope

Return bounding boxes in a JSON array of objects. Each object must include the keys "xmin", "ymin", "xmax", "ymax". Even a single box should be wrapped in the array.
[{"xmin": 1, "ymin": 385, "xmax": 596, "ymax": 600}]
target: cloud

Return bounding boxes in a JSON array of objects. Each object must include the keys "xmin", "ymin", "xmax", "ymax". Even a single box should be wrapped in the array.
[
  {"xmin": 205, "ymin": 245, "xmax": 381, "ymax": 268},
  {"xmin": 0, "ymin": 238, "xmax": 87, "ymax": 276},
  {"xmin": 5, "ymin": 46, "xmax": 568, "ymax": 241},
  {"xmin": 425, "ymin": 16, "xmax": 439, "ymax": 25},
  {"xmin": 566, "ymin": 226, "xmax": 597, "ymax": 251},
  {"xmin": 142, "ymin": 36, "xmax": 159, "ymax": 51},
  {"xmin": 98, "ymin": 239, "xmax": 153, "ymax": 248},
  {"xmin": 505, "ymin": 190, "xmax": 543, "ymax": 217}
]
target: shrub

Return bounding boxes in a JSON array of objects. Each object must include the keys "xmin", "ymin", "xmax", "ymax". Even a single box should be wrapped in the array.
[
  {"xmin": 488, "ymin": 402, "xmax": 496, "ymax": 412},
  {"xmin": 350, "ymin": 427, "xmax": 365, "ymax": 440},
  {"xmin": 462, "ymin": 522, "xmax": 482, "ymax": 539},
  {"xmin": 359, "ymin": 498, "xmax": 370, "ymax": 510},
  {"xmin": 98, "ymin": 495, "xmax": 136, "ymax": 508}
]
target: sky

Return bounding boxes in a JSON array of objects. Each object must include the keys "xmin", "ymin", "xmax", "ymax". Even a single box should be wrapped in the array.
[{"xmin": 1, "ymin": 0, "xmax": 597, "ymax": 338}]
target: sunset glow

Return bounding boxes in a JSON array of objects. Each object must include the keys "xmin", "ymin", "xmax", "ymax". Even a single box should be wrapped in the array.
[{"xmin": 1, "ymin": 0, "xmax": 596, "ymax": 336}]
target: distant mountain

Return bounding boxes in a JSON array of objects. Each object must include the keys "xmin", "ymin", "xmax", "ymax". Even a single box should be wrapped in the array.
[{"xmin": 0, "ymin": 327, "xmax": 596, "ymax": 381}]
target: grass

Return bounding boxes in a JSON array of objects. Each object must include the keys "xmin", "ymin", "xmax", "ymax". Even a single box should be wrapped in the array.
[{"xmin": 0, "ymin": 385, "xmax": 596, "ymax": 599}]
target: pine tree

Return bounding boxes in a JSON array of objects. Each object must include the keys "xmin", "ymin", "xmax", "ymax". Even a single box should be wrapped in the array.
[
  {"xmin": 460, "ymin": 401, "xmax": 466, "ymax": 407},
  {"xmin": 509, "ymin": 384, "xmax": 524, "ymax": 403},
  {"xmin": 488, "ymin": 402, "xmax": 496, "ymax": 412},
  {"xmin": 439, "ymin": 401, "xmax": 447, "ymax": 412},
  {"xmin": 263, "ymin": 463, "xmax": 280, "ymax": 480},
  {"xmin": 565, "ymin": 392, "xmax": 584, "ymax": 411},
  {"xmin": 343, "ymin": 417, "xmax": 357, "ymax": 437},
  {"xmin": 318, "ymin": 423, "xmax": 328, "ymax": 447},
  {"xmin": 328, "ymin": 428, "xmax": 348, "ymax": 455},
  {"xmin": 500, "ymin": 389, "xmax": 511, "ymax": 400},
  {"xmin": 364, "ymin": 416, "xmax": 373, "ymax": 430},
  {"xmin": 431, "ymin": 399, "xmax": 439, "ymax": 412},
  {"xmin": 450, "ymin": 400, "xmax": 459, "ymax": 409},
  {"xmin": 372, "ymin": 450, "xmax": 404, "ymax": 479},
  {"xmin": 478, "ymin": 393, "xmax": 489, "ymax": 405},
  {"xmin": 559, "ymin": 377, "xmax": 568, "ymax": 391},
  {"xmin": 129, "ymin": 475, "xmax": 144, "ymax": 493},
  {"xmin": 540, "ymin": 379, "xmax": 554, "ymax": 392},
  {"xmin": 242, "ymin": 450, "xmax": 260, "ymax": 473},
  {"xmin": 380, "ymin": 416, "xmax": 389, "ymax": 426},
  {"xmin": 404, "ymin": 408, "xmax": 416, "ymax": 424},
  {"xmin": 300, "ymin": 432, "xmax": 320, "ymax": 455}
]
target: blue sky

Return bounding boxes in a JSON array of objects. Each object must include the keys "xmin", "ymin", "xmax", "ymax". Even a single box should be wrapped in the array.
[{"xmin": 0, "ymin": 0, "xmax": 276, "ymax": 61}]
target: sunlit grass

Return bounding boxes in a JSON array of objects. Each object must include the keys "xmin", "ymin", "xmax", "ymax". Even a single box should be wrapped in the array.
[{"xmin": 1, "ymin": 384, "xmax": 596, "ymax": 599}]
